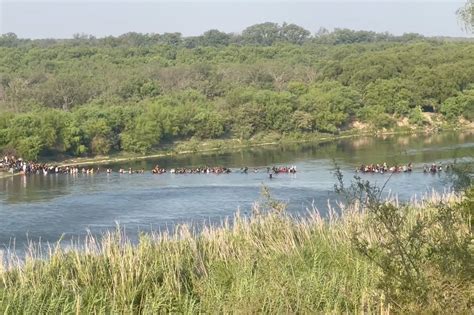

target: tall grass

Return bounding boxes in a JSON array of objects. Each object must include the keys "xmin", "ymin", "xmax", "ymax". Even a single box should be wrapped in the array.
[{"xmin": 0, "ymin": 189, "xmax": 471, "ymax": 314}]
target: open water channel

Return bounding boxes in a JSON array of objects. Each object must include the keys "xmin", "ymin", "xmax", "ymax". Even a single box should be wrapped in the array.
[{"xmin": 0, "ymin": 131, "xmax": 473, "ymax": 254}]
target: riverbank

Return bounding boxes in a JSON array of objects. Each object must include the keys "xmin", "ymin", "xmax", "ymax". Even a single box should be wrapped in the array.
[
  {"xmin": 1, "ymin": 126, "xmax": 472, "ymax": 179},
  {"xmin": 0, "ymin": 188, "xmax": 471, "ymax": 313},
  {"xmin": 36, "ymin": 127, "xmax": 474, "ymax": 167}
]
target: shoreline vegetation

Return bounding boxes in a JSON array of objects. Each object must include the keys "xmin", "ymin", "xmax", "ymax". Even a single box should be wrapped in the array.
[
  {"xmin": 1, "ymin": 126, "xmax": 472, "ymax": 179},
  {"xmin": 1, "ymin": 26, "xmax": 473, "ymax": 167},
  {"xmin": 55, "ymin": 126, "xmax": 474, "ymax": 167},
  {"xmin": 0, "ymin": 23, "xmax": 473, "ymax": 312},
  {"xmin": 0, "ymin": 186, "xmax": 471, "ymax": 313}
]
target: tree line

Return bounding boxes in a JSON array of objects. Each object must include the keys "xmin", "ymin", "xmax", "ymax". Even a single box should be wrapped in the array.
[
  {"xmin": 0, "ymin": 24, "xmax": 473, "ymax": 160},
  {"xmin": 1, "ymin": 24, "xmax": 430, "ymax": 48}
]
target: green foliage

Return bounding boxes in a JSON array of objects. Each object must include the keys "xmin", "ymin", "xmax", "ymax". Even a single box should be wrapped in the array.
[
  {"xmin": 37, "ymin": 72, "xmax": 97, "ymax": 110},
  {"xmin": 279, "ymin": 22, "xmax": 311, "ymax": 45},
  {"xmin": 334, "ymin": 168, "xmax": 473, "ymax": 312},
  {"xmin": 199, "ymin": 29, "xmax": 231, "ymax": 47},
  {"xmin": 300, "ymin": 81, "xmax": 361, "ymax": 132},
  {"xmin": 0, "ymin": 184, "xmax": 471, "ymax": 312},
  {"xmin": 120, "ymin": 115, "xmax": 162, "ymax": 154},
  {"xmin": 242, "ymin": 22, "xmax": 282, "ymax": 46},
  {"xmin": 440, "ymin": 88, "xmax": 474, "ymax": 121},
  {"xmin": 408, "ymin": 106, "xmax": 428, "ymax": 126},
  {"xmin": 358, "ymin": 105, "xmax": 395, "ymax": 129},
  {"xmin": 0, "ymin": 25, "xmax": 473, "ymax": 159},
  {"xmin": 118, "ymin": 77, "xmax": 161, "ymax": 100},
  {"xmin": 16, "ymin": 136, "xmax": 44, "ymax": 160},
  {"xmin": 291, "ymin": 110, "xmax": 314, "ymax": 132},
  {"xmin": 364, "ymin": 78, "xmax": 421, "ymax": 115},
  {"xmin": 457, "ymin": 0, "xmax": 474, "ymax": 31},
  {"xmin": 0, "ymin": 194, "xmax": 378, "ymax": 313},
  {"xmin": 191, "ymin": 110, "xmax": 225, "ymax": 139},
  {"xmin": 61, "ymin": 123, "xmax": 88, "ymax": 156}
]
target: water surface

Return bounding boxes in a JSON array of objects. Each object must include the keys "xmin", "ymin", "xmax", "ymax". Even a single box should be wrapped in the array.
[{"xmin": 1, "ymin": 131, "xmax": 473, "ymax": 253}]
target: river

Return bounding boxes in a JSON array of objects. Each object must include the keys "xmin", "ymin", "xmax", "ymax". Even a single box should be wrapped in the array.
[{"xmin": 0, "ymin": 131, "xmax": 473, "ymax": 254}]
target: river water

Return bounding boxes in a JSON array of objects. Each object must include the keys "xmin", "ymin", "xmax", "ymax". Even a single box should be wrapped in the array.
[{"xmin": 0, "ymin": 131, "xmax": 473, "ymax": 254}]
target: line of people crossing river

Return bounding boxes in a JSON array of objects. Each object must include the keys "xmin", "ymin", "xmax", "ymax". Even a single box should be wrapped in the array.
[
  {"xmin": 1, "ymin": 155, "xmax": 298, "ymax": 176},
  {"xmin": 119, "ymin": 165, "xmax": 297, "ymax": 175},
  {"xmin": 1, "ymin": 154, "xmax": 454, "ymax": 177}
]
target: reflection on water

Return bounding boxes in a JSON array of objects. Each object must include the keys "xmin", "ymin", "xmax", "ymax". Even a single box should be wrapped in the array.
[
  {"xmin": 100, "ymin": 131, "xmax": 474, "ymax": 172},
  {"xmin": 1, "ymin": 173, "xmax": 74, "ymax": 204},
  {"xmin": 0, "ymin": 131, "xmax": 473, "ymax": 254}
]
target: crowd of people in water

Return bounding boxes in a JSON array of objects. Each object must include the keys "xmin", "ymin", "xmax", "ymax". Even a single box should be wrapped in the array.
[
  {"xmin": 356, "ymin": 162, "xmax": 452, "ymax": 174},
  {"xmin": 356, "ymin": 162, "xmax": 413, "ymax": 174},
  {"xmin": 1, "ymin": 155, "xmax": 299, "ymax": 177},
  {"xmin": 422, "ymin": 163, "xmax": 452, "ymax": 173},
  {"xmin": 1, "ymin": 154, "xmax": 454, "ymax": 178}
]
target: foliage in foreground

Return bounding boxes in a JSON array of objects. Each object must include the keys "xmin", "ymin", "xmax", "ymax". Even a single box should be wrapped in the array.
[
  {"xmin": 335, "ymin": 169, "xmax": 473, "ymax": 313},
  {"xmin": 0, "ymin": 204, "xmax": 376, "ymax": 313},
  {"xmin": 0, "ymin": 186, "xmax": 472, "ymax": 313}
]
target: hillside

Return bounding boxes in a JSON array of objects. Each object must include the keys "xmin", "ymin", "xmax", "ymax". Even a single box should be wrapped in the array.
[{"xmin": 0, "ymin": 25, "xmax": 473, "ymax": 159}]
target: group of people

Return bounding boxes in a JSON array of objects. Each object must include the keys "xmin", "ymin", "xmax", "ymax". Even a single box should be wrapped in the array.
[
  {"xmin": 169, "ymin": 166, "xmax": 233, "ymax": 174},
  {"xmin": 423, "ymin": 163, "xmax": 451, "ymax": 173},
  {"xmin": 356, "ymin": 163, "xmax": 413, "ymax": 174},
  {"xmin": 271, "ymin": 166, "xmax": 297, "ymax": 174},
  {"xmin": 2, "ymin": 153, "xmax": 454, "ymax": 178},
  {"xmin": 1, "ymin": 155, "xmax": 115, "ymax": 175},
  {"xmin": 355, "ymin": 162, "xmax": 455, "ymax": 174},
  {"xmin": 1, "ymin": 154, "xmax": 298, "ymax": 178},
  {"xmin": 118, "ymin": 168, "xmax": 145, "ymax": 174},
  {"xmin": 1, "ymin": 155, "xmax": 82, "ymax": 175}
]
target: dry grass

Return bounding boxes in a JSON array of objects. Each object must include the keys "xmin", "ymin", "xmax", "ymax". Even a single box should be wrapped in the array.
[{"xmin": 0, "ymin": 190, "xmax": 470, "ymax": 314}]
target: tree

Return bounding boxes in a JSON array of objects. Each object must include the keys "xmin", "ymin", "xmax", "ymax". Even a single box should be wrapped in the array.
[
  {"xmin": 279, "ymin": 23, "xmax": 310, "ymax": 45},
  {"xmin": 363, "ymin": 78, "xmax": 421, "ymax": 115},
  {"xmin": 39, "ymin": 73, "xmax": 96, "ymax": 110},
  {"xmin": 457, "ymin": 0, "xmax": 474, "ymax": 32},
  {"xmin": 117, "ymin": 78, "xmax": 161, "ymax": 100},
  {"xmin": 199, "ymin": 29, "xmax": 231, "ymax": 47},
  {"xmin": 159, "ymin": 32, "xmax": 182, "ymax": 46},
  {"xmin": 0, "ymin": 23, "xmax": 472, "ymax": 158},
  {"xmin": 292, "ymin": 110, "xmax": 314, "ymax": 132},
  {"xmin": 4, "ymin": 78, "xmax": 31, "ymax": 112},
  {"xmin": 191, "ymin": 109, "xmax": 225, "ymax": 139},
  {"xmin": 61, "ymin": 123, "xmax": 88, "ymax": 156},
  {"xmin": 16, "ymin": 136, "xmax": 44, "ymax": 160},
  {"xmin": 120, "ymin": 115, "xmax": 162, "ymax": 154},
  {"xmin": 300, "ymin": 81, "xmax": 362, "ymax": 133},
  {"xmin": 3, "ymin": 111, "xmax": 65, "ymax": 159},
  {"xmin": 0, "ymin": 33, "xmax": 20, "ymax": 47},
  {"xmin": 242, "ymin": 22, "xmax": 281, "ymax": 46},
  {"xmin": 117, "ymin": 32, "xmax": 151, "ymax": 46},
  {"xmin": 440, "ymin": 89, "xmax": 474, "ymax": 121}
]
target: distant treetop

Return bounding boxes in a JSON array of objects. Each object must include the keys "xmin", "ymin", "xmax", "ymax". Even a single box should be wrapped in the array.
[{"xmin": 0, "ymin": 23, "xmax": 436, "ymax": 48}]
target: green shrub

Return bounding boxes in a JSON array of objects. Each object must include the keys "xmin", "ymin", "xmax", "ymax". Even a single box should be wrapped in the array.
[{"xmin": 335, "ymin": 168, "xmax": 473, "ymax": 312}]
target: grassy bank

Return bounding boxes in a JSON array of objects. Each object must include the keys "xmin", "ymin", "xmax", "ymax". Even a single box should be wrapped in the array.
[
  {"xmin": 43, "ymin": 126, "xmax": 473, "ymax": 168},
  {"xmin": 0, "ymin": 187, "xmax": 471, "ymax": 313},
  {"xmin": 54, "ymin": 131, "xmax": 357, "ymax": 167}
]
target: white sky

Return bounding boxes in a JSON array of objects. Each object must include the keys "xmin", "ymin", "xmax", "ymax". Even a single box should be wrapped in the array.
[{"xmin": 0, "ymin": 1, "xmax": 471, "ymax": 39}]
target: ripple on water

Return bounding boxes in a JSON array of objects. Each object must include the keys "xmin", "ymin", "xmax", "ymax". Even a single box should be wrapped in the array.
[{"xmin": 0, "ymin": 132, "xmax": 472, "ymax": 254}]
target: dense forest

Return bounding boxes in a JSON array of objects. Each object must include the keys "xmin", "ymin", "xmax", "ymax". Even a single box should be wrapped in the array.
[{"xmin": 0, "ymin": 24, "xmax": 473, "ymax": 160}]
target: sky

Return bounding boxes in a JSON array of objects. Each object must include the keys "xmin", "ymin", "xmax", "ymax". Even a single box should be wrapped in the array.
[{"xmin": 0, "ymin": 0, "xmax": 471, "ymax": 39}]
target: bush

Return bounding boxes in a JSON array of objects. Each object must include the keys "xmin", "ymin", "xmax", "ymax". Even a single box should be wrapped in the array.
[
  {"xmin": 90, "ymin": 135, "xmax": 111, "ymax": 155},
  {"xmin": 16, "ymin": 136, "xmax": 44, "ymax": 160},
  {"xmin": 440, "ymin": 89, "xmax": 474, "ymax": 121},
  {"xmin": 408, "ymin": 106, "xmax": 427, "ymax": 126},
  {"xmin": 334, "ymin": 168, "xmax": 473, "ymax": 312}
]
